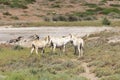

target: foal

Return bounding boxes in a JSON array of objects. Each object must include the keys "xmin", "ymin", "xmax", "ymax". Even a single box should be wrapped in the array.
[
  {"xmin": 70, "ymin": 34, "xmax": 84, "ymax": 57},
  {"xmin": 49, "ymin": 35, "xmax": 71, "ymax": 55},
  {"xmin": 30, "ymin": 35, "xmax": 50, "ymax": 55},
  {"xmin": 9, "ymin": 36, "xmax": 23, "ymax": 43}
]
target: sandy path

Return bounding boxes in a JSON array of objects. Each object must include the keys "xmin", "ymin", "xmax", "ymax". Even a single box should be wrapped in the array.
[
  {"xmin": 0, "ymin": 26, "xmax": 112, "ymax": 43},
  {"xmin": 71, "ymin": 59, "xmax": 99, "ymax": 80},
  {"xmin": 80, "ymin": 62, "xmax": 99, "ymax": 80}
]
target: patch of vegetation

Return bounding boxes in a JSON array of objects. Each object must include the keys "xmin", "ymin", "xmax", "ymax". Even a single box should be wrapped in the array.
[
  {"xmin": 3, "ymin": 11, "xmax": 12, "ymax": 16},
  {"xmin": 25, "ymin": 20, "xmax": 102, "ymax": 27},
  {"xmin": 102, "ymin": 17, "xmax": 111, "ymax": 25},
  {"xmin": 52, "ymin": 15, "xmax": 68, "ymax": 21},
  {"xmin": 108, "ymin": 12, "xmax": 120, "ymax": 19},
  {"xmin": 45, "ymin": 11, "xmax": 97, "ymax": 22},
  {"xmin": 0, "ymin": 46, "xmax": 88, "ymax": 80},
  {"xmin": 94, "ymin": 67, "xmax": 114, "ymax": 77},
  {"xmin": 101, "ymin": 74, "xmax": 120, "ymax": 80},
  {"xmin": 84, "ymin": 3, "xmax": 98, "ymax": 8},
  {"xmin": 101, "ymin": 8, "xmax": 120, "ymax": 15},
  {"xmin": 84, "ymin": 31, "xmax": 120, "ymax": 79},
  {"xmin": 49, "ymin": 0, "xmax": 56, "ymax": 1},
  {"xmin": 13, "ymin": 45, "xmax": 24, "ymax": 50},
  {"xmin": 0, "ymin": 0, "xmax": 36, "ymax": 9},
  {"xmin": 10, "ymin": 16, "xmax": 19, "ymax": 20},
  {"xmin": 101, "ymin": 0, "xmax": 107, "ymax": 3},
  {"xmin": 110, "ymin": 4, "xmax": 120, "ymax": 7},
  {"xmin": 51, "ymin": 4, "xmax": 61, "ymax": 8},
  {"xmin": 69, "ymin": 0, "xmax": 82, "ymax": 4}
]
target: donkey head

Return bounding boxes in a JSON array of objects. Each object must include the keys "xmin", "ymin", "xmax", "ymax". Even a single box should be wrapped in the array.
[{"xmin": 29, "ymin": 34, "xmax": 39, "ymax": 41}]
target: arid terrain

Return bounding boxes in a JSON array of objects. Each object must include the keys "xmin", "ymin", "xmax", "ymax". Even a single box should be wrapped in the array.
[
  {"xmin": 0, "ymin": 0, "xmax": 120, "ymax": 80},
  {"xmin": 0, "ymin": 0, "xmax": 120, "ymax": 26},
  {"xmin": 0, "ymin": 27, "xmax": 120, "ymax": 80}
]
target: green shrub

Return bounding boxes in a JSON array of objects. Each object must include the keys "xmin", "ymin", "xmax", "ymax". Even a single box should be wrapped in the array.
[
  {"xmin": 48, "ymin": 0, "xmax": 56, "ymax": 1},
  {"xmin": 5, "ymin": 72, "xmax": 25, "ymax": 80},
  {"xmin": 52, "ymin": 15, "xmax": 68, "ymax": 21},
  {"xmin": 94, "ymin": 67, "xmax": 114, "ymax": 77},
  {"xmin": 66, "ymin": 66, "xmax": 85, "ymax": 75},
  {"xmin": 25, "ymin": 0, "xmax": 36, "ymax": 3},
  {"xmin": 83, "ymin": 16, "xmax": 97, "ymax": 20},
  {"xmin": 108, "ymin": 12, "xmax": 120, "ymax": 19},
  {"xmin": 29, "ymin": 68, "xmax": 39, "ymax": 75},
  {"xmin": 95, "ymin": 7, "xmax": 103, "ymax": 12},
  {"xmin": 44, "ymin": 16, "xmax": 51, "ymax": 22},
  {"xmin": 9, "ymin": 0, "xmax": 28, "ymax": 9},
  {"xmin": 101, "ymin": 0, "xmax": 107, "ymax": 3},
  {"xmin": 102, "ymin": 8, "xmax": 120, "ymax": 15},
  {"xmin": 61, "ymin": 60, "xmax": 77, "ymax": 69},
  {"xmin": 13, "ymin": 45, "xmax": 23, "ymax": 50},
  {"xmin": 0, "ymin": 0, "xmax": 10, "ymax": 5},
  {"xmin": 11, "ymin": 16, "xmax": 19, "ymax": 20},
  {"xmin": 0, "ymin": 0, "xmax": 36, "ymax": 9},
  {"xmin": 102, "ymin": 17, "xmax": 111, "ymax": 25},
  {"xmin": 110, "ymin": 4, "xmax": 120, "ymax": 7},
  {"xmin": 51, "ymin": 4, "xmax": 61, "ymax": 8},
  {"xmin": 3, "ymin": 11, "xmax": 11, "ymax": 16},
  {"xmin": 85, "ymin": 3, "xmax": 98, "ymax": 8},
  {"xmin": 101, "ymin": 74, "xmax": 120, "ymax": 80},
  {"xmin": 67, "ymin": 15, "xmax": 79, "ymax": 21},
  {"xmin": 38, "ymin": 71, "xmax": 89, "ymax": 80}
]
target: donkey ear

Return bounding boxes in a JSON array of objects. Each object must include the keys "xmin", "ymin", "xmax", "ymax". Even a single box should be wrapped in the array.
[
  {"xmin": 48, "ymin": 35, "xmax": 50, "ymax": 41},
  {"xmin": 69, "ymin": 33, "xmax": 72, "ymax": 38}
]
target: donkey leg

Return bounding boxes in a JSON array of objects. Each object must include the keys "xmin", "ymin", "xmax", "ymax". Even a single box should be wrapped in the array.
[
  {"xmin": 80, "ymin": 43, "xmax": 83, "ymax": 57},
  {"xmin": 59, "ymin": 47, "xmax": 62, "ymax": 56},
  {"xmin": 78, "ymin": 46, "xmax": 81, "ymax": 58},
  {"xmin": 81, "ymin": 47, "xmax": 84, "ymax": 56},
  {"xmin": 74, "ymin": 46, "xmax": 77, "ymax": 55},
  {"xmin": 53, "ymin": 44, "xmax": 56, "ymax": 53},
  {"xmin": 30, "ymin": 47, "xmax": 34, "ymax": 54},
  {"xmin": 41, "ymin": 48, "xmax": 45, "ymax": 54},
  {"xmin": 63, "ymin": 45, "xmax": 65, "ymax": 53},
  {"xmin": 30, "ymin": 44, "xmax": 35, "ymax": 54},
  {"xmin": 35, "ymin": 47, "xmax": 38, "ymax": 55}
]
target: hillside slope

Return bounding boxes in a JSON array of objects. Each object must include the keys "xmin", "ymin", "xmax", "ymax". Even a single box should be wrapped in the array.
[{"xmin": 0, "ymin": 0, "xmax": 120, "ymax": 24}]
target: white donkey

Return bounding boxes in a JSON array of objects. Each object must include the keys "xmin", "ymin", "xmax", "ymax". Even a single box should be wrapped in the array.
[
  {"xmin": 30, "ymin": 34, "xmax": 50, "ymax": 55},
  {"xmin": 70, "ymin": 34, "xmax": 84, "ymax": 57},
  {"xmin": 49, "ymin": 34, "xmax": 72, "ymax": 55}
]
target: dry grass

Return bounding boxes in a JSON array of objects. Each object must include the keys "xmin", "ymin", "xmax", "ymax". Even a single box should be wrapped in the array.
[{"xmin": 0, "ymin": 30, "xmax": 120, "ymax": 80}]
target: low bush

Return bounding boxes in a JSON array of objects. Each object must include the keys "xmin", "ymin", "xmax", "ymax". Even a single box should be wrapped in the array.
[
  {"xmin": 10, "ymin": 3, "xmax": 28, "ymax": 9},
  {"xmin": 52, "ymin": 15, "xmax": 68, "ymax": 21},
  {"xmin": 48, "ymin": 0, "xmax": 56, "ymax": 1},
  {"xmin": 13, "ymin": 45, "xmax": 23, "ymax": 50},
  {"xmin": 102, "ymin": 17, "xmax": 111, "ymax": 25},
  {"xmin": 84, "ymin": 3, "xmax": 98, "ymax": 8},
  {"xmin": 108, "ymin": 12, "xmax": 120, "ymax": 19},
  {"xmin": 0, "ymin": 0, "xmax": 36, "ymax": 9},
  {"xmin": 102, "ymin": 8, "xmax": 120, "ymax": 15},
  {"xmin": 5, "ymin": 72, "xmax": 25, "ymax": 80},
  {"xmin": 11, "ymin": 16, "xmax": 19, "ymax": 20},
  {"xmin": 67, "ymin": 15, "xmax": 80, "ymax": 21},
  {"xmin": 101, "ymin": 74, "xmax": 120, "ymax": 80},
  {"xmin": 110, "ymin": 4, "xmax": 120, "ymax": 7},
  {"xmin": 94, "ymin": 67, "xmax": 114, "ymax": 77},
  {"xmin": 51, "ymin": 4, "xmax": 61, "ymax": 8},
  {"xmin": 3, "ymin": 11, "xmax": 11, "ymax": 16}
]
